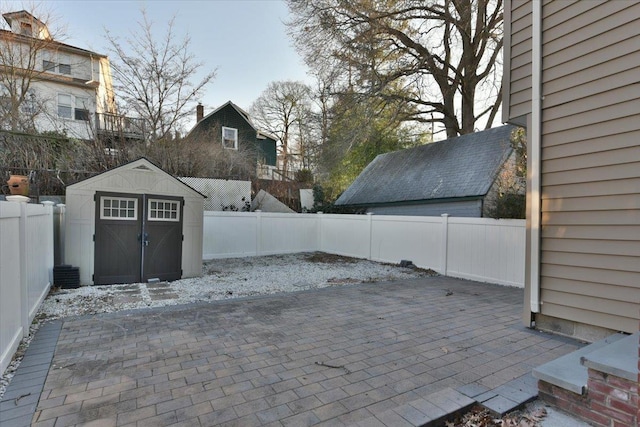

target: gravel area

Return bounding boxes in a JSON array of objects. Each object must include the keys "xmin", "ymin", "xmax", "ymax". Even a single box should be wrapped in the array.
[
  {"xmin": 39, "ymin": 252, "xmax": 434, "ymax": 319},
  {"xmin": 0, "ymin": 252, "xmax": 435, "ymax": 398}
]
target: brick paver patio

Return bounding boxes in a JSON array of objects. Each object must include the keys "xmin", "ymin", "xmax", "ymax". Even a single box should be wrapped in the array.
[{"xmin": 2, "ymin": 276, "xmax": 583, "ymax": 426}]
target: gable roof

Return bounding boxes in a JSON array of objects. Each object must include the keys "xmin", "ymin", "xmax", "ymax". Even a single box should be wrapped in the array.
[
  {"xmin": 67, "ymin": 157, "xmax": 206, "ymax": 198},
  {"xmin": 187, "ymin": 101, "xmax": 255, "ymax": 138},
  {"xmin": 335, "ymin": 125, "xmax": 518, "ymax": 206},
  {"xmin": 1, "ymin": 11, "xmax": 107, "ymax": 57},
  {"xmin": 187, "ymin": 101, "xmax": 279, "ymax": 142}
]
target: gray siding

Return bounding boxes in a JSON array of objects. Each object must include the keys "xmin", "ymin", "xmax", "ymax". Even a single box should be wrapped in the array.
[
  {"xmin": 538, "ymin": 0, "xmax": 640, "ymax": 333},
  {"xmin": 504, "ymin": 0, "xmax": 533, "ymax": 122},
  {"xmin": 367, "ymin": 200, "xmax": 482, "ymax": 217}
]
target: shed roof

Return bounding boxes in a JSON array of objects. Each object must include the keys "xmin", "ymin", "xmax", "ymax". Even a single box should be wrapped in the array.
[
  {"xmin": 66, "ymin": 157, "xmax": 206, "ymax": 198},
  {"xmin": 335, "ymin": 125, "xmax": 518, "ymax": 206}
]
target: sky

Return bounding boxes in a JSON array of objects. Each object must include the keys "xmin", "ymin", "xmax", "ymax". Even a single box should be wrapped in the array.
[{"xmin": 4, "ymin": 0, "xmax": 312, "ymax": 128}]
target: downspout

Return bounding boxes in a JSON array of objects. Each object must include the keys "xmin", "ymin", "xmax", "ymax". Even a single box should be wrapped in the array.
[{"xmin": 530, "ymin": 0, "xmax": 542, "ymax": 314}]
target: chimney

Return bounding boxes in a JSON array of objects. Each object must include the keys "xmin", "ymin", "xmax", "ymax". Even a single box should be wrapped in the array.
[{"xmin": 196, "ymin": 103, "xmax": 204, "ymax": 122}]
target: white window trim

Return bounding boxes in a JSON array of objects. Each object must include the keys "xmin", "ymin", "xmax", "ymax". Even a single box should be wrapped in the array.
[
  {"xmin": 42, "ymin": 52, "xmax": 72, "ymax": 75},
  {"xmin": 57, "ymin": 53, "xmax": 71, "ymax": 75},
  {"xmin": 147, "ymin": 199, "xmax": 180, "ymax": 222},
  {"xmin": 222, "ymin": 126, "xmax": 238, "ymax": 150},
  {"xmin": 74, "ymin": 96, "xmax": 90, "ymax": 121},
  {"xmin": 100, "ymin": 197, "xmax": 138, "ymax": 220},
  {"xmin": 57, "ymin": 94, "xmax": 72, "ymax": 119},
  {"xmin": 58, "ymin": 93, "xmax": 91, "ymax": 121}
]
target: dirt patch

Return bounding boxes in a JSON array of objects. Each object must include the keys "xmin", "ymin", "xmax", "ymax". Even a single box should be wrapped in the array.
[{"xmin": 305, "ymin": 252, "xmax": 359, "ymax": 264}]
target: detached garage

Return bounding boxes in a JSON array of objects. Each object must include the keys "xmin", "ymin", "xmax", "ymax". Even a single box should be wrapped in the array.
[{"xmin": 65, "ymin": 158, "xmax": 205, "ymax": 285}]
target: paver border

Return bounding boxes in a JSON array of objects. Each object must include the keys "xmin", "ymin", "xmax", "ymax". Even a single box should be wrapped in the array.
[{"xmin": 0, "ymin": 320, "xmax": 62, "ymax": 426}]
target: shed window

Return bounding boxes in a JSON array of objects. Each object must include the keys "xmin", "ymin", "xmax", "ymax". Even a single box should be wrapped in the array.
[
  {"xmin": 222, "ymin": 126, "xmax": 238, "ymax": 150},
  {"xmin": 100, "ymin": 197, "xmax": 137, "ymax": 220},
  {"xmin": 148, "ymin": 199, "xmax": 180, "ymax": 222}
]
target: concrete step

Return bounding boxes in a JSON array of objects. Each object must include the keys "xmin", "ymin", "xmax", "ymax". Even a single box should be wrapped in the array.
[
  {"xmin": 581, "ymin": 332, "xmax": 639, "ymax": 383},
  {"xmin": 532, "ymin": 333, "xmax": 627, "ymax": 395}
]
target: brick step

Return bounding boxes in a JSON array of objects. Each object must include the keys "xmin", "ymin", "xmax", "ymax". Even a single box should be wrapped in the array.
[
  {"xmin": 534, "ymin": 332, "xmax": 639, "ymax": 427},
  {"xmin": 532, "ymin": 333, "xmax": 627, "ymax": 395}
]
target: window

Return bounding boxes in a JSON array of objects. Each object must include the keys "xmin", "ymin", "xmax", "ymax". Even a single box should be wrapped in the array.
[
  {"xmin": 43, "ymin": 52, "xmax": 71, "ymax": 74},
  {"xmin": 58, "ymin": 94, "xmax": 91, "ymax": 120},
  {"xmin": 58, "ymin": 54, "xmax": 71, "ymax": 75},
  {"xmin": 21, "ymin": 91, "xmax": 36, "ymax": 115},
  {"xmin": 100, "ymin": 197, "xmax": 137, "ymax": 220},
  {"xmin": 57, "ymin": 94, "xmax": 72, "ymax": 118},
  {"xmin": 148, "ymin": 199, "xmax": 180, "ymax": 222},
  {"xmin": 74, "ymin": 97, "xmax": 89, "ymax": 121},
  {"xmin": 222, "ymin": 126, "xmax": 238, "ymax": 150},
  {"xmin": 20, "ymin": 22, "xmax": 32, "ymax": 37},
  {"xmin": 42, "ymin": 52, "xmax": 56, "ymax": 72}
]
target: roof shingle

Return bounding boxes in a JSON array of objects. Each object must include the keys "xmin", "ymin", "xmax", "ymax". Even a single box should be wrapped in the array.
[{"xmin": 335, "ymin": 125, "xmax": 518, "ymax": 206}]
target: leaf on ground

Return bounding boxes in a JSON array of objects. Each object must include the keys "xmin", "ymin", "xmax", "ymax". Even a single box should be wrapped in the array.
[{"xmin": 528, "ymin": 407, "xmax": 547, "ymax": 420}]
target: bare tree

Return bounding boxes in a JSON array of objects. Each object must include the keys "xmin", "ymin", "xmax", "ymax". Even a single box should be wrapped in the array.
[
  {"xmin": 104, "ymin": 9, "xmax": 216, "ymax": 142},
  {"xmin": 143, "ymin": 126, "xmax": 258, "ymax": 180},
  {"xmin": 0, "ymin": 7, "xmax": 66, "ymax": 131},
  {"xmin": 287, "ymin": 0, "xmax": 503, "ymax": 137},
  {"xmin": 250, "ymin": 81, "xmax": 313, "ymax": 176}
]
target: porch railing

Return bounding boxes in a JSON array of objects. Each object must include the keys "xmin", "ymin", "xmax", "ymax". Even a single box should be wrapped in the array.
[{"xmin": 95, "ymin": 112, "xmax": 145, "ymax": 139}]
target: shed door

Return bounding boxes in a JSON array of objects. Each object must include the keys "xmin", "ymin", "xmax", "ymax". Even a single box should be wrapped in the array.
[
  {"xmin": 142, "ymin": 195, "xmax": 183, "ymax": 282},
  {"xmin": 94, "ymin": 192, "xmax": 143, "ymax": 285},
  {"xmin": 94, "ymin": 192, "xmax": 183, "ymax": 285}
]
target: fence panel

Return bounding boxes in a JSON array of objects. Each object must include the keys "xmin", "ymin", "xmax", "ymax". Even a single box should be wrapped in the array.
[
  {"xmin": 258, "ymin": 213, "xmax": 318, "ymax": 256},
  {"xmin": 201, "ymin": 212, "xmax": 525, "ymax": 287},
  {"xmin": 26, "ymin": 204, "xmax": 55, "ymax": 321},
  {"xmin": 0, "ymin": 200, "xmax": 54, "ymax": 375},
  {"xmin": 446, "ymin": 218, "xmax": 525, "ymax": 287},
  {"xmin": 370, "ymin": 215, "xmax": 443, "ymax": 270},
  {"xmin": 203, "ymin": 211, "xmax": 258, "ymax": 259},
  {"xmin": 0, "ymin": 202, "xmax": 23, "ymax": 375},
  {"xmin": 319, "ymin": 214, "xmax": 371, "ymax": 259}
]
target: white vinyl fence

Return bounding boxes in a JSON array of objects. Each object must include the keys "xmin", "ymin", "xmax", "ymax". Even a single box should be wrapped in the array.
[
  {"xmin": 0, "ymin": 199, "xmax": 54, "ymax": 375},
  {"xmin": 204, "ymin": 212, "xmax": 525, "ymax": 288}
]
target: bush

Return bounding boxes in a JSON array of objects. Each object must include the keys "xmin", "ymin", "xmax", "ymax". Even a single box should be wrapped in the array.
[{"xmin": 487, "ymin": 192, "xmax": 525, "ymax": 219}]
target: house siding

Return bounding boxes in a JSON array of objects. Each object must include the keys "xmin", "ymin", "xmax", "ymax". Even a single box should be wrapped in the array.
[
  {"xmin": 366, "ymin": 199, "xmax": 482, "ymax": 217},
  {"xmin": 256, "ymin": 137, "xmax": 277, "ymax": 166},
  {"xmin": 507, "ymin": 0, "xmax": 640, "ymax": 335},
  {"xmin": 188, "ymin": 102, "xmax": 279, "ymax": 175},
  {"xmin": 200, "ymin": 104, "xmax": 258, "ymax": 150},
  {"xmin": 1, "ymin": 24, "xmax": 114, "ymax": 140},
  {"xmin": 504, "ymin": 0, "xmax": 533, "ymax": 122}
]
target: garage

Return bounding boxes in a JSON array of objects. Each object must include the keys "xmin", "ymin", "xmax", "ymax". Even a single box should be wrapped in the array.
[{"xmin": 65, "ymin": 158, "xmax": 205, "ymax": 285}]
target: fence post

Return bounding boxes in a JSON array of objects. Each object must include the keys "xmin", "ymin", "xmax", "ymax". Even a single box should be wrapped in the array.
[
  {"xmin": 316, "ymin": 212, "xmax": 323, "ymax": 252},
  {"xmin": 255, "ymin": 210, "xmax": 262, "ymax": 256},
  {"xmin": 56, "ymin": 204, "xmax": 66, "ymax": 265},
  {"xmin": 441, "ymin": 214, "xmax": 449, "ymax": 276},
  {"xmin": 367, "ymin": 213, "xmax": 373, "ymax": 260},
  {"xmin": 41, "ymin": 201, "xmax": 55, "ymax": 284}
]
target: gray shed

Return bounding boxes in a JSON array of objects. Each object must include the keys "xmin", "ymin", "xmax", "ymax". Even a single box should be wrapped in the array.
[
  {"xmin": 65, "ymin": 158, "xmax": 205, "ymax": 285},
  {"xmin": 335, "ymin": 125, "xmax": 518, "ymax": 217}
]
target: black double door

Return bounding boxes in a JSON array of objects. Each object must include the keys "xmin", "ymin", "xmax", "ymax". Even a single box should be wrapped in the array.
[{"xmin": 93, "ymin": 192, "xmax": 183, "ymax": 285}]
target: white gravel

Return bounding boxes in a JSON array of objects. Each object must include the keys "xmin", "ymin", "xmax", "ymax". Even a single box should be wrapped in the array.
[
  {"xmin": 39, "ymin": 252, "xmax": 434, "ymax": 319},
  {"xmin": 0, "ymin": 252, "xmax": 435, "ymax": 398}
]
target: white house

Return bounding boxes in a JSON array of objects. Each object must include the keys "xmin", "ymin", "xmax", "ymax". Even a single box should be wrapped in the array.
[{"xmin": 0, "ymin": 10, "xmax": 142, "ymax": 141}]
